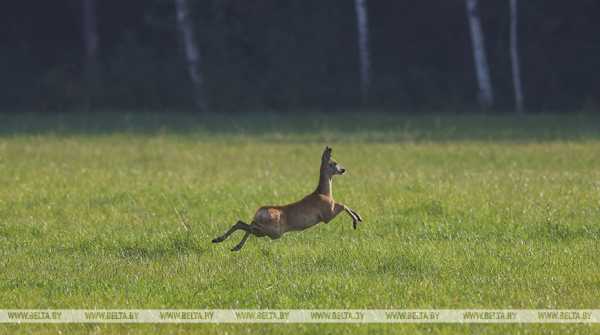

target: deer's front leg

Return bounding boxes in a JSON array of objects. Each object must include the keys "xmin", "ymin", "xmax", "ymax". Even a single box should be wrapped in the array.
[
  {"xmin": 333, "ymin": 203, "xmax": 361, "ymax": 229},
  {"xmin": 347, "ymin": 208, "xmax": 362, "ymax": 223}
]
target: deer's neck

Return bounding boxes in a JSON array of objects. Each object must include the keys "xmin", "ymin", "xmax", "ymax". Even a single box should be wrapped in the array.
[{"xmin": 316, "ymin": 172, "xmax": 332, "ymax": 197}]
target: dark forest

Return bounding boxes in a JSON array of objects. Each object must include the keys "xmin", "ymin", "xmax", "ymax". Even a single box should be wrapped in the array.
[{"xmin": 2, "ymin": 0, "xmax": 599, "ymax": 112}]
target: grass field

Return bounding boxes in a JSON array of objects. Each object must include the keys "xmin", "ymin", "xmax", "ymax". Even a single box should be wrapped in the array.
[{"xmin": 1, "ymin": 111, "xmax": 600, "ymax": 334}]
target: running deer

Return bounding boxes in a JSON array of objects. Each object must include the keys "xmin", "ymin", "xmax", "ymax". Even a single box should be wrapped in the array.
[{"xmin": 212, "ymin": 146, "xmax": 363, "ymax": 251}]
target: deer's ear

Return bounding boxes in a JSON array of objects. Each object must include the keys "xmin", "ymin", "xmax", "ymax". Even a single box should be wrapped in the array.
[{"xmin": 322, "ymin": 146, "xmax": 332, "ymax": 162}]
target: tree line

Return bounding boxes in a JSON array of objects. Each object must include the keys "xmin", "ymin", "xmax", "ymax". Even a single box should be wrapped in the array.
[{"xmin": 1, "ymin": 0, "xmax": 598, "ymax": 112}]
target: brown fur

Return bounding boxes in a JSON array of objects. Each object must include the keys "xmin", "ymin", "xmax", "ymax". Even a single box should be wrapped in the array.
[{"xmin": 212, "ymin": 146, "xmax": 362, "ymax": 251}]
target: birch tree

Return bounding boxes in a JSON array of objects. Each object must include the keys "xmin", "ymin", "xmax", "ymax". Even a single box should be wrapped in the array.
[
  {"xmin": 354, "ymin": 0, "xmax": 371, "ymax": 104},
  {"xmin": 465, "ymin": 0, "xmax": 494, "ymax": 108},
  {"xmin": 82, "ymin": 0, "xmax": 99, "ymax": 103},
  {"xmin": 510, "ymin": 0, "xmax": 524, "ymax": 113},
  {"xmin": 174, "ymin": 0, "xmax": 208, "ymax": 112}
]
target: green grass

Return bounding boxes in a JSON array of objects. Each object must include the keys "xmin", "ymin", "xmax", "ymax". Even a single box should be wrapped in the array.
[{"xmin": 1, "ymin": 111, "xmax": 600, "ymax": 334}]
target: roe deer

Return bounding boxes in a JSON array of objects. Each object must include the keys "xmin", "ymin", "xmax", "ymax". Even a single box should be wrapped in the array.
[{"xmin": 212, "ymin": 146, "xmax": 363, "ymax": 251}]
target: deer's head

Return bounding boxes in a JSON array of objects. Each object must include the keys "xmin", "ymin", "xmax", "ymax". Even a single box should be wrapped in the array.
[{"xmin": 321, "ymin": 146, "xmax": 346, "ymax": 177}]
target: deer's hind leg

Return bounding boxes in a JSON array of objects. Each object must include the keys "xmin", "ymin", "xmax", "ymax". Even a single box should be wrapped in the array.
[
  {"xmin": 213, "ymin": 220, "xmax": 270, "ymax": 251},
  {"xmin": 230, "ymin": 222, "xmax": 269, "ymax": 251},
  {"xmin": 231, "ymin": 231, "xmax": 251, "ymax": 251},
  {"xmin": 212, "ymin": 220, "xmax": 250, "ymax": 243}
]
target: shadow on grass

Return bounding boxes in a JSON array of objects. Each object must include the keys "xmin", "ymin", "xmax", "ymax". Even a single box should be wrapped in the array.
[
  {"xmin": 54, "ymin": 234, "xmax": 206, "ymax": 260},
  {"xmin": 116, "ymin": 235, "xmax": 206, "ymax": 260},
  {"xmin": 1, "ymin": 110, "xmax": 600, "ymax": 142},
  {"xmin": 376, "ymin": 254, "xmax": 440, "ymax": 279}
]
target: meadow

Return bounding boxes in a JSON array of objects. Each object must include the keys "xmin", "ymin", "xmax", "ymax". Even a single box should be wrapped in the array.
[{"xmin": 1, "ymin": 111, "xmax": 600, "ymax": 334}]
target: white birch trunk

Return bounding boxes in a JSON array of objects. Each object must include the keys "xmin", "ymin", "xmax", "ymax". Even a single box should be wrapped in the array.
[
  {"xmin": 175, "ymin": 0, "xmax": 208, "ymax": 112},
  {"xmin": 354, "ymin": 0, "xmax": 371, "ymax": 104},
  {"xmin": 510, "ymin": 0, "xmax": 524, "ymax": 114},
  {"xmin": 465, "ymin": 0, "xmax": 494, "ymax": 108}
]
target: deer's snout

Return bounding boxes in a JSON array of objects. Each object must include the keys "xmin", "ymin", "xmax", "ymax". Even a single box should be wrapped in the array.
[{"xmin": 338, "ymin": 166, "xmax": 346, "ymax": 175}]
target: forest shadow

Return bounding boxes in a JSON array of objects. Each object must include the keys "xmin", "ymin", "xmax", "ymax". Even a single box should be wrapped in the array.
[{"xmin": 1, "ymin": 110, "xmax": 599, "ymax": 143}]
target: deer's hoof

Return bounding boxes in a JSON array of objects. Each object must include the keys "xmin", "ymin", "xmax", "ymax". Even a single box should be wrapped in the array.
[
  {"xmin": 212, "ymin": 237, "xmax": 224, "ymax": 243},
  {"xmin": 353, "ymin": 221, "xmax": 358, "ymax": 229}
]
